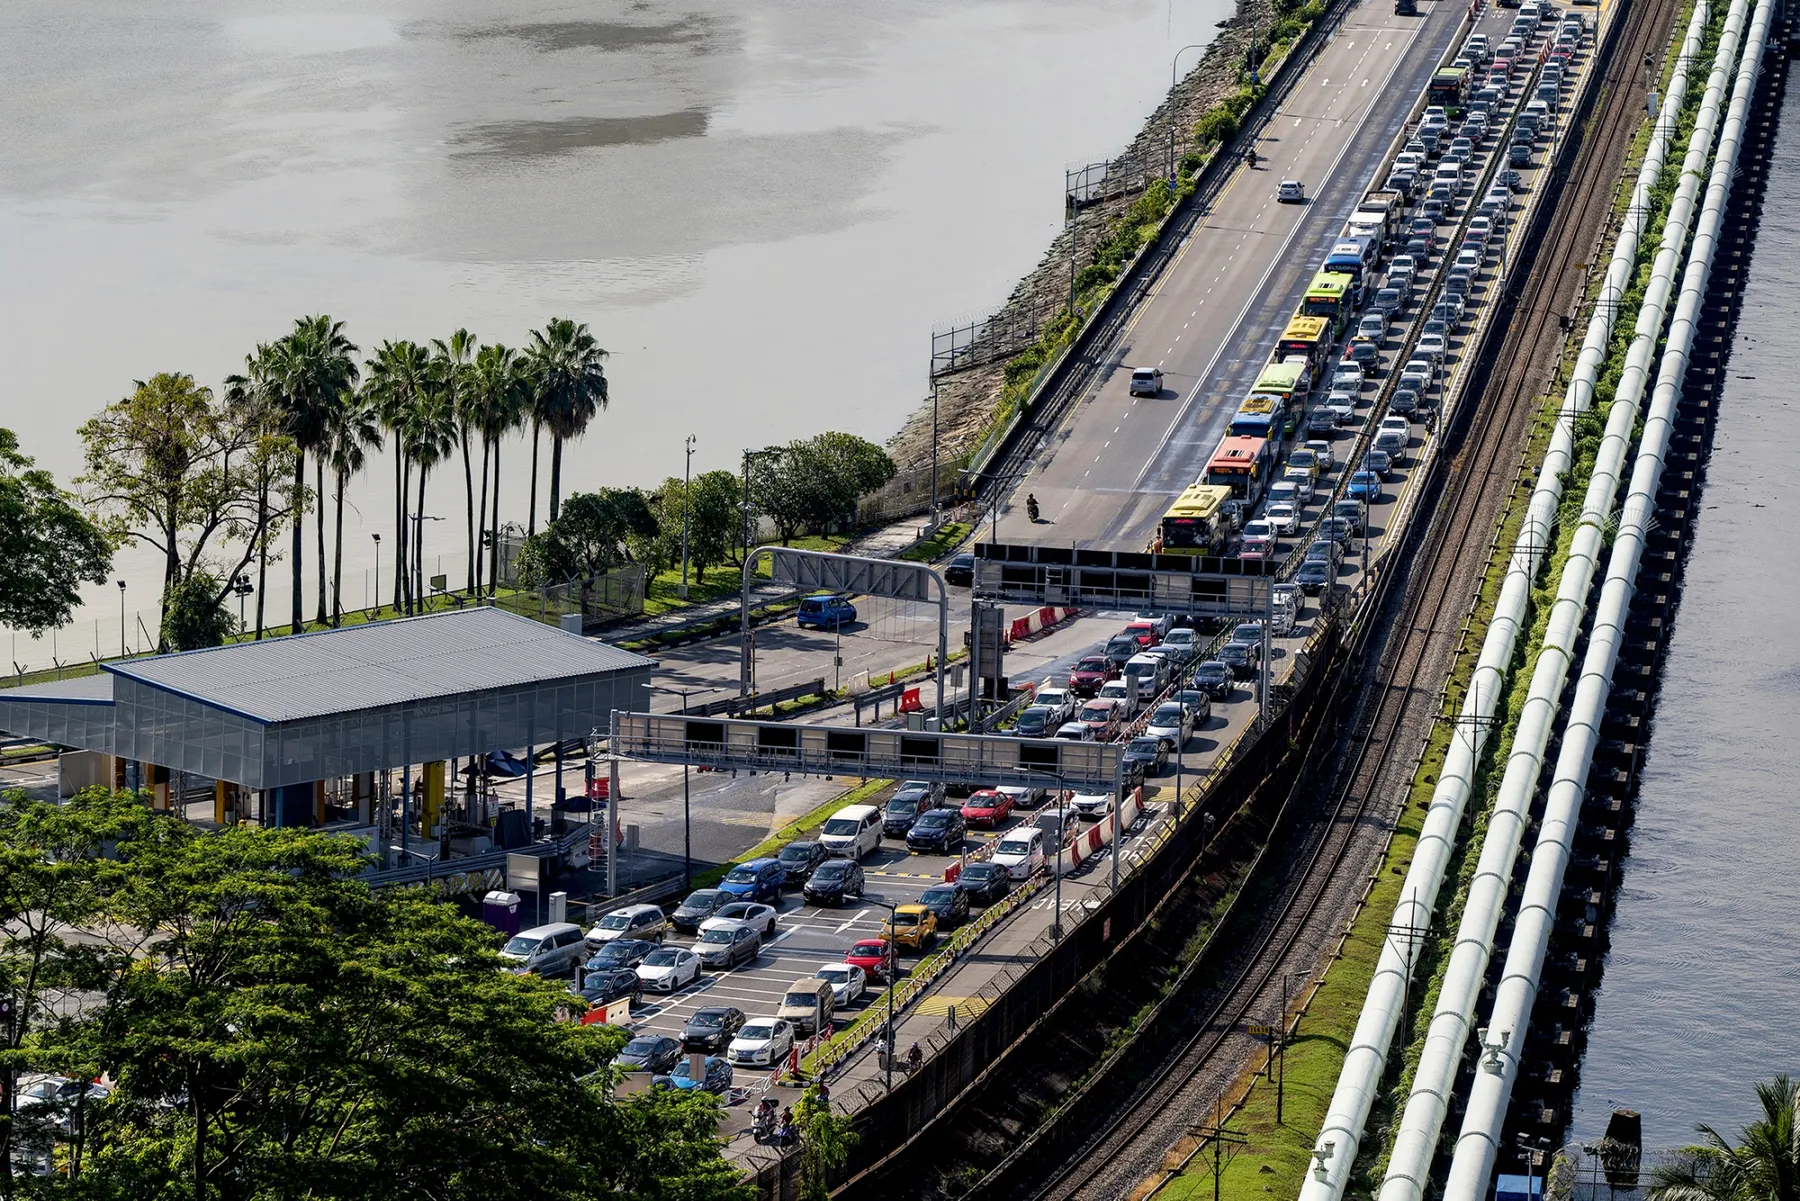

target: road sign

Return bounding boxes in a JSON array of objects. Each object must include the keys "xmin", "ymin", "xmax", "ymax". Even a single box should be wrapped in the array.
[
  {"xmin": 972, "ymin": 543, "xmax": 1275, "ymax": 616},
  {"xmin": 1248, "ymin": 1024, "xmax": 1275, "ymax": 1037},
  {"xmin": 768, "ymin": 550, "xmax": 936, "ymax": 602},
  {"xmin": 610, "ymin": 710, "xmax": 1122, "ymax": 791}
]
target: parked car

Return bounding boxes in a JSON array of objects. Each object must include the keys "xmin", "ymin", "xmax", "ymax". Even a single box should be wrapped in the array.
[
  {"xmin": 671, "ymin": 889, "xmax": 732, "ymax": 934},
  {"xmin": 905, "ymin": 807, "xmax": 967, "ymax": 853},
  {"xmin": 796, "ymin": 593, "xmax": 857, "ymax": 629},
  {"xmin": 695, "ymin": 923, "xmax": 761, "ymax": 970},
  {"xmin": 883, "ymin": 783, "xmax": 942, "ymax": 836},
  {"xmin": 573, "ymin": 967, "xmax": 643, "ymax": 1012},
  {"xmin": 996, "ymin": 784, "xmax": 1049, "ymax": 811},
  {"xmin": 584, "ymin": 903, "xmax": 668, "ymax": 950},
  {"xmin": 776, "ymin": 840, "xmax": 829, "ymax": 886},
  {"xmin": 815, "ymin": 962, "xmax": 869, "ymax": 1007},
  {"xmin": 680, "ymin": 1006, "xmax": 746, "ymax": 1052},
  {"xmin": 614, "ymin": 1034, "xmax": 683, "ymax": 1074},
  {"xmin": 957, "ymin": 861, "xmax": 1012, "ymax": 906},
  {"xmin": 499, "ymin": 922, "xmax": 587, "ymax": 976},
  {"xmin": 918, "ymin": 883, "xmax": 972, "ymax": 928},
  {"xmin": 802, "ymin": 859, "xmax": 867, "ymax": 905},
  {"xmin": 635, "ymin": 947, "xmax": 703, "ymax": 993},
  {"xmin": 699, "ymin": 902, "xmax": 780, "ymax": 940},
  {"xmin": 719, "ymin": 858, "xmax": 785, "ymax": 903},
  {"xmin": 882, "ymin": 904, "xmax": 938, "ymax": 951},
  {"xmin": 844, "ymin": 939, "xmax": 897, "ymax": 983},
  {"xmin": 655, "ymin": 1055, "xmax": 733, "ymax": 1096},
  {"xmin": 728, "ymin": 1019, "xmax": 796, "ymax": 1068},
  {"xmin": 818, "ymin": 804, "xmax": 883, "ymax": 859},
  {"xmin": 582, "ymin": 937, "xmax": 657, "ymax": 975}
]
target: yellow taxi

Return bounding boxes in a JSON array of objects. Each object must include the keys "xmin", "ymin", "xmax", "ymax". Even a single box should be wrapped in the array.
[{"xmin": 881, "ymin": 904, "xmax": 938, "ymax": 951}]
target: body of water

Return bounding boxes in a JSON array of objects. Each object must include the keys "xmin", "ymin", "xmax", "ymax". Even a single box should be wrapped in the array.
[
  {"xmin": 1568, "ymin": 83, "xmax": 1800, "ymax": 1153},
  {"xmin": 0, "ymin": 0, "xmax": 1231, "ymax": 657}
]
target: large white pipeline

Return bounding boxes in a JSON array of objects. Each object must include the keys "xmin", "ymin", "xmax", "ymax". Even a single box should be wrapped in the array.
[
  {"xmin": 1297, "ymin": 7, "xmax": 1714, "ymax": 1197},
  {"xmin": 1442, "ymin": 0, "xmax": 1771, "ymax": 1193},
  {"xmin": 1374, "ymin": 0, "xmax": 1750, "ymax": 1195}
]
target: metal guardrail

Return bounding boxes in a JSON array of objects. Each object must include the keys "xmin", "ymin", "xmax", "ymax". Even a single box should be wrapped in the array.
[
  {"xmin": 363, "ymin": 814, "xmax": 599, "ymax": 890},
  {"xmin": 681, "ymin": 678, "xmax": 827, "ymax": 718}
]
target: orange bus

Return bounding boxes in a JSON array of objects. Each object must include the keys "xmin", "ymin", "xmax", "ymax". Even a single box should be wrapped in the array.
[{"xmin": 1204, "ymin": 435, "xmax": 1271, "ymax": 503}]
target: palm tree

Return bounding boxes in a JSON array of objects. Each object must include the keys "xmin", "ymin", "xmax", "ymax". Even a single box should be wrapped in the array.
[
  {"xmin": 431, "ymin": 329, "xmax": 480, "ymax": 595},
  {"xmin": 222, "ymin": 343, "xmax": 289, "ymax": 641},
  {"xmin": 274, "ymin": 316, "xmax": 360, "ymax": 633},
  {"xmin": 1651, "ymin": 1076, "xmax": 1800, "ymax": 1201},
  {"xmin": 324, "ymin": 388, "xmax": 383, "ymax": 624},
  {"xmin": 469, "ymin": 343, "xmax": 529, "ymax": 597},
  {"xmin": 401, "ymin": 386, "xmax": 459, "ymax": 611},
  {"xmin": 525, "ymin": 317, "xmax": 610, "ymax": 524},
  {"xmin": 363, "ymin": 340, "xmax": 434, "ymax": 614}
]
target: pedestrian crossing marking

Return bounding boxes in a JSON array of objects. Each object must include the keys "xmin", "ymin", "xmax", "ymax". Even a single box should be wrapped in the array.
[{"xmin": 913, "ymin": 996, "xmax": 990, "ymax": 1017}]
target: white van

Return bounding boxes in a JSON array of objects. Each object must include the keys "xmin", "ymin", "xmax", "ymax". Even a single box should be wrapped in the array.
[
  {"xmin": 498, "ymin": 922, "xmax": 587, "ymax": 976},
  {"xmin": 819, "ymin": 804, "xmax": 883, "ymax": 860},
  {"xmin": 1129, "ymin": 366, "xmax": 1164, "ymax": 396},
  {"xmin": 992, "ymin": 827, "xmax": 1047, "ymax": 880},
  {"xmin": 1123, "ymin": 653, "xmax": 1167, "ymax": 701}
]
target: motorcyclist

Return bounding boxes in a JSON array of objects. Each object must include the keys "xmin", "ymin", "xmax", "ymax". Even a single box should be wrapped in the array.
[
  {"xmin": 1245, "ymin": 145, "xmax": 1258, "ymax": 168},
  {"xmin": 1026, "ymin": 493, "xmax": 1041, "ymax": 522},
  {"xmin": 907, "ymin": 1042, "xmax": 924, "ymax": 1075}
]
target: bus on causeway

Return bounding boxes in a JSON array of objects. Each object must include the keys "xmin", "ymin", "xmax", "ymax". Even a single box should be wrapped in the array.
[
  {"xmin": 1156, "ymin": 483, "xmax": 1234, "ymax": 554},
  {"xmin": 1204, "ymin": 435, "xmax": 1271, "ymax": 502},
  {"xmin": 1251, "ymin": 360, "xmax": 1309, "ymax": 406},
  {"xmin": 1229, "ymin": 394, "xmax": 1282, "ymax": 440},
  {"xmin": 1301, "ymin": 272, "xmax": 1355, "ymax": 335},
  {"xmin": 1428, "ymin": 65, "xmax": 1470, "ymax": 112},
  {"xmin": 1278, "ymin": 314, "xmax": 1332, "ymax": 374}
]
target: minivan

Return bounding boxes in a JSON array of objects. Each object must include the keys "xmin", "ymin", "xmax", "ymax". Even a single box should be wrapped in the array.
[
  {"xmin": 585, "ymin": 903, "xmax": 668, "ymax": 950},
  {"xmin": 797, "ymin": 593, "xmax": 857, "ymax": 629},
  {"xmin": 992, "ymin": 827, "xmax": 1047, "ymax": 880},
  {"xmin": 818, "ymin": 804, "xmax": 883, "ymax": 859},
  {"xmin": 1123, "ymin": 653, "xmax": 1168, "ymax": 701},
  {"xmin": 499, "ymin": 922, "xmax": 587, "ymax": 976},
  {"xmin": 1129, "ymin": 366, "xmax": 1164, "ymax": 396},
  {"xmin": 776, "ymin": 976, "xmax": 836, "ymax": 1038}
]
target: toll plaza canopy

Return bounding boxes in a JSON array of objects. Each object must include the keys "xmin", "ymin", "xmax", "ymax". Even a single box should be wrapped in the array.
[{"xmin": 0, "ymin": 608, "xmax": 655, "ymax": 790}]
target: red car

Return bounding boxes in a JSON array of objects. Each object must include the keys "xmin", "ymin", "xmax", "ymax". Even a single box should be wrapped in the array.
[
  {"xmin": 1068, "ymin": 656, "xmax": 1114, "ymax": 696},
  {"xmin": 1123, "ymin": 620, "xmax": 1161, "ymax": 647},
  {"xmin": 845, "ymin": 939, "xmax": 897, "ymax": 983},
  {"xmin": 961, "ymin": 789, "xmax": 1014, "ymax": 828}
]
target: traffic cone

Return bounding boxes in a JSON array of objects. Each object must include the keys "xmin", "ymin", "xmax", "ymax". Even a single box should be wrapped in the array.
[{"xmin": 888, "ymin": 669, "xmax": 896, "ymax": 686}]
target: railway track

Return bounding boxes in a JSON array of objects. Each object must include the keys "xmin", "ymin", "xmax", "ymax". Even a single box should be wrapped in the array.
[{"xmin": 1024, "ymin": 0, "xmax": 1683, "ymax": 1195}]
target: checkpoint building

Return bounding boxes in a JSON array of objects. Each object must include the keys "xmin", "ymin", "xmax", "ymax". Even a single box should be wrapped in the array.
[{"xmin": 0, "ymin": 607, "xmax": 654, "ymax": 869}]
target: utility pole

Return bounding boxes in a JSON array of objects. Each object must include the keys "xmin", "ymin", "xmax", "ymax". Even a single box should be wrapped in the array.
[
  {"xmin": 1195, "ymin": 1098, "xmax": 1247, "ymax": 1201},
  {"xmin": 681, "ymin": 435, "xmax": 696, "ymax": 600},
  {"xmin": 929, "ymin": 377, "xmax": 940, "ymax": 529}
]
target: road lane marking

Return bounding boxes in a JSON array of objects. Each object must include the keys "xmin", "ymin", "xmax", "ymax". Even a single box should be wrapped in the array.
[{"xmin": 835, "ymin": 909, "xmax": 869, "ymax": 933}]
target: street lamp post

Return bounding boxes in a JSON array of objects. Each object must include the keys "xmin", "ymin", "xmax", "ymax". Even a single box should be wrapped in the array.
[
  {"xmin": 639, "ymin": 682, "xmax": 718, "ymax": 890},
  {"xmin": 1169, "ymin": 44, "xmax": 1211, "ymax": 181},
  {"xmin": 115, "ymin": 580, "xmax": 126, "ymax": 657},
  {"xmin": 372, "ymin": 533, "xmax": 381, "ymax": 616},
  {"xmin": 865, "ymin": 898, "xmax": 903, "ymax": 1090},
  {"xmin": 410, "ymin": 514, "xmax": 446, "ymax": 613},
  {"xmin": 681, "ymin": 434, "xmax": 696, "ymax": 600},
  {"xmin": 232, "ymin": 573, "xmax": 254, "ymax": 631}
]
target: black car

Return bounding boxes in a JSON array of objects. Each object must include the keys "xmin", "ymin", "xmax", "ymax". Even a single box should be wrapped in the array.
[
  {"xmin": 1218, "ymin": 641, "xmax": 1260, "ymax": 679},
  {"xmin": 957, "ymin": 862, "xmax": 1011, "ymax": 907},
  {"xmin": 1192, "ymin": 660, "xmax": 1233, "ymax": 700},
  {"xmin": 943, "ymin": 552, "xmax": 975, "ymax": 587},
  {"xmin": 777, "ymin": 840, "xmax": 828, "ymax": 887},
  {"xmin": 1297, "ymin": 558, "xmax": 1333, "ymax": 596},
  {"xmin": 905, "ymin": 808, "xmax": 966, "ymax": 854},
  {"xmin": 680, "ymin": 1006, "xmax": 747, "ymax": 1053},
  {"xmin": 1011, "ymin": 705, "xmax": 1059, "ymax": 739},
  {"xmin": 1104, "ymin": 634, "xmax": 1141, "ymax": 672},
  {"xmin": 918, "ymin": 884, "xmax": 971, "ymax": 928},
  {"xmin": 882, "ymin": 787, "xmax": 940, "ymax": 837},
  {"xmin": 583, "ymin": 938, "xmax": 657, "ymax": 974},
  {"xmin": 614, "ymin": 1034, "xmax": 682, "ymax": 1074},
  {"xmin": 574, "ymin": 967, "xmax": 643, "ymax": 1009},
  {"xmin": 1122, "ymin": 736, "xmax": 1169, "ymax": 777},
  {"xmin": 803, "ymin": 859, "xmax": 866, "ymax": 907},
  {"xmin": 670, "ymin": 888, "xmax": 731, "ymax": 933},
  {"xmin": 654, "ymin": 1055, "xmax": 734, "ymax": 1097}
]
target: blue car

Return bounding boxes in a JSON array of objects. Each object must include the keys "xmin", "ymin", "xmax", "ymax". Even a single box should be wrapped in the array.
[
  {"xmin": 654, "ymin": 1055, "xmax": 733, "ymax": 1096},
  {"xmin": 719, "ymin": 858, "xmax": 785, "ymax": 902},
  {"xmin": 1347, "ymin": 471, "xmax": 1383, "ymax": 502},
  {"xmin": 797, "ymin": 593, "xmax": 857, "ymax": 630}
]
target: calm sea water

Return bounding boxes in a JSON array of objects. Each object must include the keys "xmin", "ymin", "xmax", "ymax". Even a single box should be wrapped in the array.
[
  {"xmin": 0, "ymin": 0, "xmax": 1230, "ymax": 656},
  {"xmin": 1568, "ymin": 83, "xmax": 1800, "ymax": 1152}
]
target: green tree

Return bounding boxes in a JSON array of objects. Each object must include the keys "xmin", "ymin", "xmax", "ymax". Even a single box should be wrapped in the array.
[
  {"xmin": 324, "ymin": 389, "xmax": 383, "ymax": 624},
  {"xmin": 432, "ymin": 329, "xmax": 481, "ymax": 595},
  {"xmin": 222, "ymin": 346, "xmax": 303, "ymax": 640},
  {"xmin": 159, "ymin": 571, "xmax": 238, "ymax": 650},
  {"xmin": 797, "ymin": 1084, "xmax": 858, "ymax": 1201},
  {"xmin": 401, "ymin": 384, "xmax": 459, "ymax": 612},
  {"xmin": 525, "ymin": 318, "xmax": 610, "ymax": 526},
  {"xmin": 0, "ymin": 428, "xmax": 113, "ymax": 634},
  {"xmin": 469, "ymin": 343, "xmax": 530, "ymax": 597},
  {"xmin": 753, "ymin": 433, "xmax": 895, "ymax": 543},
  {"xmin": 651, "ymin": 469, "xmax": 740, "ymax": 585},
  {"xmin": 271, "ymin": 315, "xmax": 360, "ymax": 632},
  {"xmin": 518, "ymin": 489, "xmax": 658, "ymax": 585},
  {"xmin": 1650, "ymin": 1076, "xmax": 1800, "ymax": 1201},
  {"xmin": 363, "ymin": 340, "xmax": 435, "ymax": 614},
  {"xmin": 0, "ymin": 792, "xmax": 754, "ymax": 1201}
]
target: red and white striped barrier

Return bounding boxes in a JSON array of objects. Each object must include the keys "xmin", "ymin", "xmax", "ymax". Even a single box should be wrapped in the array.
[
  {"xmin": 1006, "ymin": 606, "xmax": 1080, "ymax": 645},
  {"xmin": 1056, "ymin": 787, "xmax": 1146, "ymax": 874}
]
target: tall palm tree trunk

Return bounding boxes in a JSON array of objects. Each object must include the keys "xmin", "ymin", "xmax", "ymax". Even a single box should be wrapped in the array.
[
  {"xmin": 528, "ymin": 418, "xmax": 541, "ymax": 536},
  {"xmin": 394, "ymin": 447, "xmax": 408, "ymax": 614},
  {"xmin": 415, "ymin": 468, "xmax": 429, "ymax": 610},
  {"xmin": 290, "ymin": 451, "xmax": 306, "ymax": 633},
  {"xmin": 315, "ymin": 459, "xmax": 329, "ymax": 626},
  {"xmin": 460, "ymin": 428, "xmax": 476, "ymax": 594},
  {"xmin": 333, "ymin": 470, "xmax": 348, "ymax": 626},
  {"xmin": 490, "ymin": 442, "xmax": 503, "ymax": 597},
  {"xmin": 254, "ymin": 480, "xmax": 270, "ymax": 640},
  {"xmin": 475, "ymin": 437, "xmax": 491, "ymax": 596},
  {"xmin": 549, "ymin": 435, "xmax": 564, "ymax": 523}
]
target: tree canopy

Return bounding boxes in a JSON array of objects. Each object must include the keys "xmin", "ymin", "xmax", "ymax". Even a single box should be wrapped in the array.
[
  {"xmin": 1650, "ymin": 1076, "xmax": 1800, "ymax": 1201},
  {"xmin": 753, "ymin": 433, "xmax": 895, "ymax": 544},
  {"xmin": 517, "ymin": 488, "xmax": 659, "ymax": 586},
  {"xmin": 652, "ymin": 470, "xmax": 741, "ymax": 584},
  {"xmin": 0, "ymin": 428, "xmax": 113, "ymax": 634},
  {"xmin": 0, "ymin": 789, "xmax": 752, "ymax": 1201}
]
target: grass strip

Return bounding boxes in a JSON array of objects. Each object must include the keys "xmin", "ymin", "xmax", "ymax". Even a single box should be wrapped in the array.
[{"xmin": 688, "ymin": 778, "xmax": 892, "ymax": 891}]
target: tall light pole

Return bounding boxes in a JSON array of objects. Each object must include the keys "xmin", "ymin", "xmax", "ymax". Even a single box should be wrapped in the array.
[
  {"xmin": 865, "ymin": 897, "xmax": 902, "ymax": 1089},
  {"xmin": 115, "ymin": 580, "xmax": 126, "ymax": 657},
  {"xmin": 1169, "ymin": 44, "xmax": 1210, "ymax": 181},
  {"xmin": 681, "ymin": 434, "xmax": 696, "ymax": 600},
  {"xmin": 371, "ymin": 533, "xmax": 381, "ymax": 616},
  {"xmin": 640, "ymin": 682, "xmax": 717, "ymax": 890}
]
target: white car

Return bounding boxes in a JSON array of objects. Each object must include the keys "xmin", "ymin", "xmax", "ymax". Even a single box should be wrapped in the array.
[
  {"xmin": 1143, "ymin": 701, "xmax": 1193, "ymax": 748},
  {"xmin": 1416, "ymin": 332, "xmax": 1447, "ymax": 363},
  {"xmin": 1266, "ymin": 501, "xmax": 1302, "ymax": 535},
  {"xmin": 1277, "ymin": 179, "xmax": 1305, "ymax": 202},
  {"xmin": 728, "ymin": 1018, "xmax": 796, "ymax": 1067},
  {"xmin": 1304, "ymin": 439, "xmax": 1336, "ymax": 471},
  {"xmin": 1068, "ymin": 792, "xmax": 1114, "ymax": 819},
  {"xmin": 1054, "ymin": 721, "xmax": 1096, "ymax": 741},
  {"xmin": 634, "ymin": 947, "xmax": 702, "ymax": 993},
  {"xmin": 997, "ymin": 785, "xmax": 1048, "ymax": 810},
  {"xmin": 699, "ymin": 902, "xmax": 779, "ymax": 940},
  {"xmin": 1097, "ymin": 678, "xmax": 1138, "ymax": 718},
  {"xmin": 814, "ymin": 962, "xmax": 868, "ymax": 1007},
  {"xmin": 1034, "ymin": 686, "xmax": 1076, "ymax": 725},
  {"xmin": 1163, "ymin": 627, "xmax": 1200, "ymax": 658}
]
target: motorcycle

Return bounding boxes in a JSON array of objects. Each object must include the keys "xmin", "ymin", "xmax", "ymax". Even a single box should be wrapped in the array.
[{"xmin": 1026, "ymin": 495, "xmax": 1041, "ymax": 523}]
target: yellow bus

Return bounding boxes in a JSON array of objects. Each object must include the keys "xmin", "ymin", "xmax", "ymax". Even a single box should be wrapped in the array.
[
  {"xmin": 1229, "ymin": 393, "xmax": 1282, "ymax": 439},
  {"xmin": 1302, "ymin": 272, "xmax": 1355, "ymax": 335},
  {"xmin": 1278, "ymin": 314, "xmax": 1332, "ymax": 374},
  {"xmin": 1157, "ymin": 483, "xmax": 1234, "ymax": 555}
]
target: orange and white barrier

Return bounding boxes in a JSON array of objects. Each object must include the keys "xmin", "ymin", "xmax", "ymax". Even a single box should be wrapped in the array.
[
  {"xmin": 1055, "ymin": 787, "xmax": 1146, "ymax": 874},
  {"xmin": 1006, "ymin": 606, "xmax": 1081, "ymax": 645}
]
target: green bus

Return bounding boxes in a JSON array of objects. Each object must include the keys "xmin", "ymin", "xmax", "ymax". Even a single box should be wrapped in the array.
[{"xmin": 1302, "ymin": 272, "xmax": 1355, "ymax": 335}]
